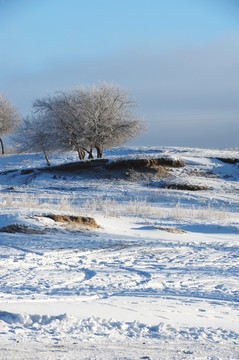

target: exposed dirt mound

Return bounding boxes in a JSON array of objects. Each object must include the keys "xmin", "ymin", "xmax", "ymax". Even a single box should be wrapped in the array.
[
  {"xmin": 107, "ymin": 158, "xmax": 184, "ymax": 170},
  {"xmin": 0, "ymin": 157, "xmax": 184, "ymax": 181},
  {"xmin": 42, "ymin": 159, "xmax": 108, "ymax": 172},
  {"xmin": 45, "ymin": 215, "xmax": 99, "ymax": 228},
  {"xmin": 0, "ymin": 224, "xmax": 46, "ymax": 234},
  {"xmin": 126, "ymin": 165, "xmax": 170, "ymax": 181},
  {"xmin": 164, "ymin": 183, "xmax": 208, "ymax": 191}
]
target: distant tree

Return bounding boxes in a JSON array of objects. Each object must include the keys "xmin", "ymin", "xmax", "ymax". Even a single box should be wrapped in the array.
[
  {"xmin": 14, "ymin": 114, "xmax": 60, "ymax": 166},
  {"xmin": 33, "ymin": 92, "xmax": 89, "ymax": 160},
  {"xmin": 33, "ymin": 83, "xmax": 145, "ymax": 159},
  {"xmin": 0, "ymin": 95, "xmax": 19, "ymax": 155}
]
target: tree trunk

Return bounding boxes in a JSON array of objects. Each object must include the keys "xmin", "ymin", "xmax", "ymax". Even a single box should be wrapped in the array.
[
  {"xmin": 81, "ymin": 147, "xmax": 93, "ymax": 159},
  {"xmin": 0, "ymin": 138, "xmax": 4, "ymax": 155},
  {"xmin": 88, "ymin": 147, "xmax": 93, "ymax": 159},
  {"xmin": 95, "ymin": 145, "xmax": 103, "ymax": 158},
  {"xmin": 43, "ymin": 150, "xmax": 51, "ymax": 166},
  {"xmin": 77, "ymin": 148, "xmax": 85, "ymax": 160}
]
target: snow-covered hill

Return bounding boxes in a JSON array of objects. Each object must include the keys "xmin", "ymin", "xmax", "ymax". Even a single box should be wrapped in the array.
[{"xmin": 0, "ymin": 146, "xmax": 238, "ymax": 359}]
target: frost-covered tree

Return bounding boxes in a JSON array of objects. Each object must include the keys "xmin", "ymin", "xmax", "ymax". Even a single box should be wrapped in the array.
[
  {"xmin": 33, "ymin": 83, "xmax": 144, "ymax": 159},
  {"xmin": 33, "ymin": 92, "xmax": 89, "ymax": 160},
  {"xmin": 78, "ymin": 83, "xmax": 145, "ymax": 158},
  {"xmin": 0, "ymin": 95, "xmax": 19, "ymax": 155},
  {"xmin": 66, "ymin": 83, "xmax": 144, "ymax": 158},
  {"xmin": 14, "ymin": 114, "xmax": 60, "ymax": 166}
]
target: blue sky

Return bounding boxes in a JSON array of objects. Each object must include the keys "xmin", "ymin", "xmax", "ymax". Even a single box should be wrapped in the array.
[{"xmin": 0, "ymin": 0, "xmax": 238, "ymax": 148}]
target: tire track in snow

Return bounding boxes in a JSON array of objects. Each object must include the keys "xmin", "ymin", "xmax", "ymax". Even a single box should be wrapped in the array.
[
  {"xmin": 109, "ymin": 290, "xmax": 239, "ymax": 306},
  {"xmin": 119, "ymin": 266, "xmax": 151, "ymax": 285}
]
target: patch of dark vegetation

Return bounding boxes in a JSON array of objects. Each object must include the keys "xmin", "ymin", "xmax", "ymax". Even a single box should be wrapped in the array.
[
  {"xmin": 20, "ymin": 169, "xmax": 35, "ymax": 175},
  {"xmin": 0, "ymin": 224, "xmax": 46, "ymax": 234},
  {"xmin": 1, "ymin": 186, "xmax": 15, "ymax": 192},
  {"xmin": 163, "ymin": 183, "xmax": 208, "ymax": 191},
  {"xmin": 45, "ymin": 214, "xmax": 99, "ymax": 228},
  {"xmin": 189, "ymin": 170, "xmax": 217, "ymax": 178},
  {"xmin": 216, "ymin": 157, "xmax": 239, "ymax": 164},
  {"xmin": 0, "ymin": 169, "xmax": 18, "ymax": 176},
  {"xmin": 183, "ymin": 350, "xmax": 194, "ymax": 355}
]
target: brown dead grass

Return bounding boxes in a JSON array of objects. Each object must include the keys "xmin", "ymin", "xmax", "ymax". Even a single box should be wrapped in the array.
[
  {"xmin": 45, "ymin": 214, "xmax": 99, "ymax": 229},
  {"xmin": 155, "ymin": 226, "xmax": 186, "ymax": 234},
  {"xmin": 106, "ymin": 158, "xmax": 184, "ymax": 171},
  {"xmin": 189, "ymin": 170, "xmax": 217, "ymax": 178}
]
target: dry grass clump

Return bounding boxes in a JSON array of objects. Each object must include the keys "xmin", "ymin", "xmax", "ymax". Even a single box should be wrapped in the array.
[
  {"xmin": 0, "ymin": 193, "xmax": 235, "ymax": 224},
  {"xmin": 81, "ymin": 198, "xmax": 234, "ymax": 223},
  {"xmin": 155, "ymin": 226, "xmax": 186, "ymax": 234},
  {"xmin": 0, "ymin": 193, "xmax": 74, "ymax": 212}
]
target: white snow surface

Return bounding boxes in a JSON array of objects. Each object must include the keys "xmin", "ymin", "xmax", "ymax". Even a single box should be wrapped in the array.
[{"xmin": 0, "ymin": 146, "xmax": 238, "ymax": 359}]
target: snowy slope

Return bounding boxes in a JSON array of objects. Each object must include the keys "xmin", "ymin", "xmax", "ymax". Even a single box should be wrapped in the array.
[{"xmin": 0, "ymin": 146, "xmax": 238, "ymax": 359}]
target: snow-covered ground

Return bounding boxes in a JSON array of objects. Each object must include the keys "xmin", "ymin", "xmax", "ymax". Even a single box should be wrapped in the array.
[{"xmin": 0, "ymin": 146, "xmax": 238, "ymax": 359}]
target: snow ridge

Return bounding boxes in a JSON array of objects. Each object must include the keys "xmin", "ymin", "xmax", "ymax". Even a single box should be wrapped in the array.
[{"xmin": 0, "ymin": 311, "xmax": 238, "ymax": 343}]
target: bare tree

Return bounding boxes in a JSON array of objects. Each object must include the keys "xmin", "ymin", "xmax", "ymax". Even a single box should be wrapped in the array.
[
  {"xmin": 14, "ymin": 114, "xmax": 61, "ymax": 166},
  {"xmin": 0, "ymin": 95, "xmax": 19, "ymax": 155}
]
